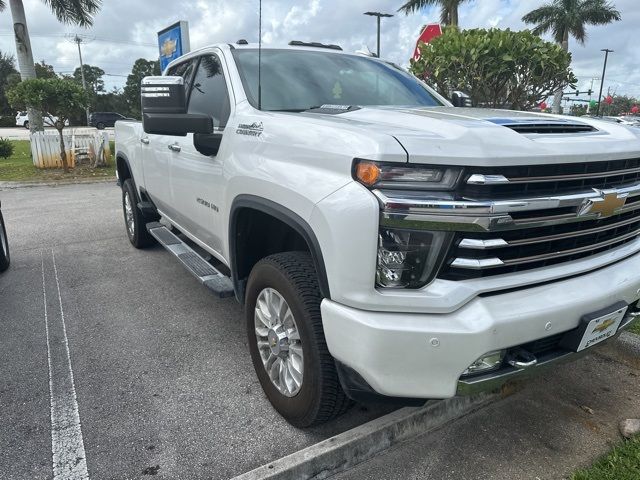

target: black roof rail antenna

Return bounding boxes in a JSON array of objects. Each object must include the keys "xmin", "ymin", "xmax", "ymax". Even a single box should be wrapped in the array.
[
  {"xmin": 288, "ymin": 40, "xmax": 342, "ymax": 51},
  {"xmin": 236, "ymin": 39, "xmax": 249, "ymax": 45}
]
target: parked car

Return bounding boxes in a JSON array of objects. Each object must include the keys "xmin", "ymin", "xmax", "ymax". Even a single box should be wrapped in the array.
[
  {"xmin": 15, "ymin": 111, "xmax": 68, "ymax": 129},
  {"xmin": 116, "ymin": 42, "xmax": 640, "ymax": 427},
  {"xmin": 0, "ymin": 202, "xmax": 9, "ymax": 272},
  {"xmin": 89, "ymin": 112, "xmax": 130, "ymax": 129}
]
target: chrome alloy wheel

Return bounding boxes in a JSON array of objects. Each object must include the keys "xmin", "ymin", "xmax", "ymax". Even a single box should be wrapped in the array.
[
  {"xmin": 124, "ymin": 191, "xmax": 135, "ymax": 237},
  {"xmin": 254, "ymin": 288, "xmax": 304, "ymax": 397}
]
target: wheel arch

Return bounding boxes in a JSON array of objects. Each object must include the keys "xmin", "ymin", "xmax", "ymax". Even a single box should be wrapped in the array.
[{"xmin": 229, "ymin": 195, "xmax": 331, "ymax": 304}]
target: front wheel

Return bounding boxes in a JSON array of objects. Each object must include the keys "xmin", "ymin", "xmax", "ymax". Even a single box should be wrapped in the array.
[
  {"xmin": 246, "ymin": 252, "xmax": 351, "ymax": 427},
  {"xmin": 23, "ymin": 121, "xmax": 29, "ymax": 130},
  {"xmin": 122, "ymin": 179, "xmax": 156, "ymax": 248},
  {"xmin": 0, "ymin": 210, "xmax": 10, "ymax": 272},
  {"xmin": 96, "ymin": 122, "xmax": 105, "ymax": 130}
]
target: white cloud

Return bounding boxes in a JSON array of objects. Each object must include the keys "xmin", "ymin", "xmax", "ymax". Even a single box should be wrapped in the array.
[{"xmin": 0, "ymin": 0, "xmax": 636, "ymax": 99}]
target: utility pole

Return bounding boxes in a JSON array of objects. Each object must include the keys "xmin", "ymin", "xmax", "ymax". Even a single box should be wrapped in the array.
[
  {"xmin": 73, "ymin": 35, "xmax": 91, "ymax": 126},
  {"xmin": 364, "ymin": 12, "xmax": 393, "ymax": 58},
  {"xmin": 595, "ymin": 49, "xmax": 613, "ymax": 117}
]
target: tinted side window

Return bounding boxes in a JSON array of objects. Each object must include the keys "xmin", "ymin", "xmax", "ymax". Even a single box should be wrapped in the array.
[
  {"xmin": 187, "ymin": 55, "xmax": 231, "ymax": 129},
  {"xmin": 167, "ymin": 59, "xmax": 196, "ymax": 91}
]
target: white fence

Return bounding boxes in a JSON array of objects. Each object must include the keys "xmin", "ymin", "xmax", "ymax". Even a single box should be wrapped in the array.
[{"xmin": 30, "ymin": 129, "xmax": 111, "ymax": 169}]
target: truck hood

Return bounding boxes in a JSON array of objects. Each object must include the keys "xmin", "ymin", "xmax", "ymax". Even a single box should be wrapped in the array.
[{"xmin": 295, "ymin": 106, "xmax": 640, "ymax": 167}]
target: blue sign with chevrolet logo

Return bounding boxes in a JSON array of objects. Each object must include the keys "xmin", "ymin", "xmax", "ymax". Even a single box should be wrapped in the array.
[{"xmin": 158, "ymin": 21, "xmax": 190, "ymax": 72}]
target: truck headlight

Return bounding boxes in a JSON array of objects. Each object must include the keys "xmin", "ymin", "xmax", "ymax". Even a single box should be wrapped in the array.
[
  {"xmin": 354, "ymin": 160, "xmax": 462, "ymax": 190},
  {"xmin": 377, "ymin": 227, "xmax": 452, "ymax": 288}
]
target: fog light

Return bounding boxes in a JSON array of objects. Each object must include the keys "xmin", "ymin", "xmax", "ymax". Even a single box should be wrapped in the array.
[{"xmin": 462, "ymin": 350, "xmax": 505, "ymax": 376}]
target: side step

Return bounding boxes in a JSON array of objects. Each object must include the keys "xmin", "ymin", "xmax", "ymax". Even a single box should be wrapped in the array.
[{"xmin": 146, "ymin": 222, "xmax": 235, "ymax": 298}]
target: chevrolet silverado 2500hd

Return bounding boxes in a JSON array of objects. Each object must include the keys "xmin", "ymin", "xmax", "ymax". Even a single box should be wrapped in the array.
[{"xmin": 115, "ymin": 41, "xmax": 640, "ymax": 427}]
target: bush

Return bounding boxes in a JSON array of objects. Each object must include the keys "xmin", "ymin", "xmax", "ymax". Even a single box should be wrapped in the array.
[
  {"xmin": 411, "ymin": 28, "xmax": 577, "ymax": 110},
  {"xmin": 0, "ymin": 138, "xmax": 14, "ymax": 158},
  {"xmin": 0, "ymin": 116, "xmax": 15, "ymax": 128}
]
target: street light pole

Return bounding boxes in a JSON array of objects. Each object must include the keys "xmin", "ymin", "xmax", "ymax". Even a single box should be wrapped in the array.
[
  {"xmin": 74, "ymin": 35, "xmax": 91, "ymax": 126},
  {"xmin": 364, "ymin": 12, "xmax": 393, "ymax": 58},
  {"xmin": 595, "ymin": 49, "xmax": 613, "ymax": 117}
]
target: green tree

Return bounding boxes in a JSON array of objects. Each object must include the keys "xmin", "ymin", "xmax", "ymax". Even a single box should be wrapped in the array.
[
  {"xmin": 73, "ymin": 64, "xmax": 104, "ymax": 94},
  {"xmin": 35, "ymin": 60, "xmax": 56, "ymax": 79},
  {"xmin": 124, "ymin": 58, "xmax": 160, "ymax": 118},
  {"xmin": 0, "ymin": 52, "xmax": 18, "ymax": 114},
  {"xmin": 603, "ymin": 95, "xmax": 639, "ymax": 116},
  {"xmin": 523, "ymin": 0, "xmax": 621, "ymax": 113},
  {"xmin": 398, "ymin": 0, "xmax": 470, "ymax": 26},
  {"xmin": 7, "ymin": 78, "xmax": 89, "ymax": 172},
  {"xmin": 0, "ymin": 0, "xmax": 101, "ymax": 132},
  {"xmin": 569, "ymin": 103, "xmax": 588, "ymax": 116},
  {"xmin": 411, "ymin": 28, "xmax": 577, "ymax": 111}
]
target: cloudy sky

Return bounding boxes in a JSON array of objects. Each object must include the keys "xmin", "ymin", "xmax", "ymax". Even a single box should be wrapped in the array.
[{"xmin": 0, "ymin": 0, "xmax": 638, "ymax": 102}]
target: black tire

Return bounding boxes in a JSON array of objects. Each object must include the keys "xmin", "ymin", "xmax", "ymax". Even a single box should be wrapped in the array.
[
  {"xmin": 0, "ymin": 210, "xmax": 9, "ymax": 272},
  {"xmin": 23, "ymin": 121, "xmax": 29, "ymax": 130},
  {"xmin": 96, "ymin": 122, "xmax": 105, "ymax": 130},
  {"xmin": 246, "ymin": 252, "xmax": 351, "ymax": 427},
  {"xmin": 122, "ymin": 179, "xmax": 156, "ymax": 248}
]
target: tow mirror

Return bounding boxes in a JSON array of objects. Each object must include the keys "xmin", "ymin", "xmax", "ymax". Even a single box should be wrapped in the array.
[
  {"xmin": 141, "ymin": 76, "xmax": 213, "ymax": 136},
  {"xmin": 451, "ymin": 91, "xmax": 472, "ymax": 108}
]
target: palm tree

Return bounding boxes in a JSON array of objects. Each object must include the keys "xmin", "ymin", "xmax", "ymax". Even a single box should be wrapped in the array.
[
  {"xmin": 0, "ymin": 0, "xmax": 101, "ymax": 132},
  {"xmin": 398, "ymin": 0, "xmax": 470, "ymax": 27},
  {"xmin": 523, "ymin": 0, "xmax": 621, "ymax": 113}
]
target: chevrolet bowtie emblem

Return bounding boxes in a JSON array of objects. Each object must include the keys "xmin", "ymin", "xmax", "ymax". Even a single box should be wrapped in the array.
[
  {"xmin": 161, "ymin": 38, "xmax": 177, "ymax": 58},
  {"xmin": 592, "ymin": 318, "xmax": 616, "ymax": 334},
  {"xmin": 578, "ymin": 190, "xmax": 628, "ymax": 218}
]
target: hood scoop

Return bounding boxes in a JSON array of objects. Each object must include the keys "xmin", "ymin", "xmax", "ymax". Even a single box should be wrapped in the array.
[{"xmin": 487, "ymin": 117, "xmax": 597, "ymax": 134}]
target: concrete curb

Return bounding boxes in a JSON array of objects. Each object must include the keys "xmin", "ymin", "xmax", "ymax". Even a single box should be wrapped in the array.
[
  {"xmin": 232, "ymin": 393, "xmax": 497, "ymax": 480},
  {"xmin": 0, "ymin": 177, "xmax": 116, "ymax": 190}
]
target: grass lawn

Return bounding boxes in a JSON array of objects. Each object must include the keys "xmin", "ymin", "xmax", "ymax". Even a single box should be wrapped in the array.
[
  {"xmin": 0, "ymin": 140, "xmax": 115, "ymax": 182},
  {"xmin": 630, "ymin": 319, "xmax": 640, "ymax": 336},
  {"xmin": 572, "ymin": 436, "xmax": 640, "ymax": 480}
]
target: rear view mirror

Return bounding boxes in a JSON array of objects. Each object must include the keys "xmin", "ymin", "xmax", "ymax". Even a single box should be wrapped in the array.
[
  {"xmin": 451, "ymin": 91, "xmax": 472, "ymax": 107},
  {"xmin": 142, "ymin": 76, "xmax": 186, "ymax": 114},
  {"xmin": 141, "ymin": 76, "xmax": 213, "ymax": 136}
]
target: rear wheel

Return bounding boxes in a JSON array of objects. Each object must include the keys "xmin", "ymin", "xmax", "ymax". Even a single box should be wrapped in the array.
[
  {"xmin": 122, "ymin": 179, "xmax": 156, "ymax": 248},
  {"xmin": 0, "ymin": 210, "xmax": 10, "ymax": 272},
  {"xmin": 246, "ymin": 252, "xmax": 351, "ymax": 427},
  {"xmin": 23, "ymin": 121, "xmax": 29, "ymax": 130},
  {"xmin": 96, "ymin": 122, "xmax": 105, "ymax": 130}
]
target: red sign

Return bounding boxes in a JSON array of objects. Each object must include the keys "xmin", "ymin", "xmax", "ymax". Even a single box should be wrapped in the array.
[
  {"xmin": 605, "ymin": 95, "xmax": 613, "ymax": 105},
  {"xmin": 413, "ymin": 24, "xmax": 443, "ymax": 60},
  {"xmin": 632, "ymin": 105, "xmax": 639, "ymax": 114},
  {"xmin": 539, "ymin": 102, "xmax": 548, "ymax": 111}
]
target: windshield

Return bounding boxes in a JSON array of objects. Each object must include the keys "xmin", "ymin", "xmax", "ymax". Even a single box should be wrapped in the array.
[{"xmin": 232, "ymin": 49, "xmax": 444, "ymax": 111}]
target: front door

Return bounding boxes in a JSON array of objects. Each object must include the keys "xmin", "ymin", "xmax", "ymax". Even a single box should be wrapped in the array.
[{"xmin": 168, "ymin": 53, "xmax": 232, "ymax": 256}]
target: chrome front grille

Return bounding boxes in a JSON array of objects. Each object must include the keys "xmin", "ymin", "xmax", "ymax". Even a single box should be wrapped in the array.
[
  {"xmin": 463, "ymin": 157, "xmax": 640, "ymax": 198},
  {"xmin": 375, "ymin": 158, "xmax": 640, "ymax": 282},
  {"xmin": 441, "ymin": 208, "xmax": 640, "ymax": 279}
]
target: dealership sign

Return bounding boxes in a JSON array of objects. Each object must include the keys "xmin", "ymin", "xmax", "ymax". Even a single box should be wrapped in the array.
[
  {"xmin": 158, "ymin": 21, "xmax": 191, "ymax": 71},
  {"xmin": 413, "ymin": 23, "xmax": 443, "ymax": 60}
]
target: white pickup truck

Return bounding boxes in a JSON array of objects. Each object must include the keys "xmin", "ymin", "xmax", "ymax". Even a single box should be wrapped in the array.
[{"xmin": 115, "ymin": 41, "xmax": 640, "ymax": 427}]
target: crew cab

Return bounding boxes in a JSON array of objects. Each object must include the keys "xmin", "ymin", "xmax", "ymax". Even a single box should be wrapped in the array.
[{"xmin": 115, "ymin": 41, "xmax": 640, "ymax": 427}]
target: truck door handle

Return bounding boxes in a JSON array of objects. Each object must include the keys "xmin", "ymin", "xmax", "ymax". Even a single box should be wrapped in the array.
[
  {"xmin": 168, "ymin": 144, "xmax": 181, "ymax": 152},
  {"xmin": 140, "ymin": 137, "xmax": 150, "ymax": 145}
]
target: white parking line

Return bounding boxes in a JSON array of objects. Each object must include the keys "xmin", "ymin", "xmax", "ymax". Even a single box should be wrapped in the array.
[{"xmin": 42, "ymin": 250, "xmax": 89, "ymax": 480}]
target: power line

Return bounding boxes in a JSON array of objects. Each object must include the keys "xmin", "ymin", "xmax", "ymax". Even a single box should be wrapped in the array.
[{"xmin": 0, "ymin": 30, "xmax": 156, "ymax": 47}]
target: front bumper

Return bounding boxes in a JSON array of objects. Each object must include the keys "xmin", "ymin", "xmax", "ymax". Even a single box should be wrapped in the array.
[{"xmin": 321, "ymin": 252, "xmax": 640, "ymax": 399}]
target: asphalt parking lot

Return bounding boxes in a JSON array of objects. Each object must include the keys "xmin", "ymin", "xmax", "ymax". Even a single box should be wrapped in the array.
[{"xmin": 0, "ymin": 183, "xmax": 392, "ymax": 479}]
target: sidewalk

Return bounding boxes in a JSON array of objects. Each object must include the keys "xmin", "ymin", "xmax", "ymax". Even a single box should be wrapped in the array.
[{"xmin": 332, "ymin": 333, "xmax": 640, "ymax": 480}]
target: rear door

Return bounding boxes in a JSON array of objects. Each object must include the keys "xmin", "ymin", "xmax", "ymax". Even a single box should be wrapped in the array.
[
  {"xmin": 168, "ymin": 53, "xmax": 232, "ymax": 254},
  {"xmin": 142, "ymin": 58, "xmax": 198, "ymax": 217}
]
